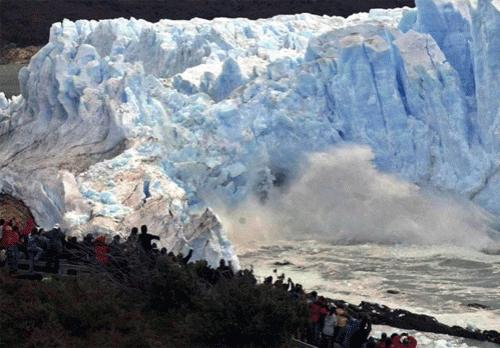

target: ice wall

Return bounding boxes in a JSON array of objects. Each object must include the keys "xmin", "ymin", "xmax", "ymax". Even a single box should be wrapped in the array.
[{"xmin": 0, "ymin": 0, "xmax": 498, "ymax": 262}]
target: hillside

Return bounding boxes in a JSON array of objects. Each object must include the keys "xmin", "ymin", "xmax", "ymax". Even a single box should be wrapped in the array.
[{"xmin": 0, "ymin": 0, "xmax": 414, "ymax": 47}]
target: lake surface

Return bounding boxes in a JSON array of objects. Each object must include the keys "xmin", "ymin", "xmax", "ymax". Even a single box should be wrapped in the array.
[{"xmin": 237, "ymin": 240, "xmax": 500, "ymax": 347}]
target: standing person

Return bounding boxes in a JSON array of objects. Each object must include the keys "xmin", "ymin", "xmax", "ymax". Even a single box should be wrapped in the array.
[
  {"xmin": 0, "ymin": 218, "xmax": 5, "ymax": 240},
  {"xmin": 94, "ymin": 236, "xmax": 110, "ymax": 265},
  {"xmin": 126, "ymin": 227, "xmax": 139, "ymax": 245},
  {"xmin": 20, "ymin": 218, "xmax": 35, "ymax": 238},
  {"xmin": 0, "ymin": 219, "xmax": 4, "ymax": 265},
  {"xmin": 366, "ymin": 337, "xmax": 377, "ymax": 348},
  {"xmin": 321, "ymin": 306, "xmax": 337, "ymax": 348},
  {"xmin": 350, "ymin": 316, "xmax": 372, "ymax": 348},
  {"xmin": 109, "ymin": 235, "xmax": 122, "ymax": 255},
  {"xmin": 376, "ymin": 333, "xmax": 388, "ymax": 348},
  {"xmin": 138, "ymin": 225, "xmax": 160, "ymax": 253},
  {"xmin": 395, "ymin": 333, "xmax": 417, "ymax": 348},
  {"xmin": 310, "ymin": 296, "xmax": 328, "ymax": 345},
  {"xmin": 343, "ymin": 318, "xmax": 361, "ymax": 348},
  {"xmin": 46, "ymin": 224, "xmax": 65, "ymax": 272},
  {"xmin": 19, "ymin": 218, "xmax": 36, "ymax": 258},
  {"xmin": 334, "ymin": 304, "xmax": 349, "ymax": 343},
  {"xmin": 27, "ymin": 227, "xmax": 44, "ymax": 273},
  {"xmin": 1, "ymin": 222, "xmax": 20, "ymax": 273}
]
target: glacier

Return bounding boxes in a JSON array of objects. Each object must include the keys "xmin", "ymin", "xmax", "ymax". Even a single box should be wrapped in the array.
[{"xmin": 0, "ymin": 0, "xmax": 499, "ymax": 264}]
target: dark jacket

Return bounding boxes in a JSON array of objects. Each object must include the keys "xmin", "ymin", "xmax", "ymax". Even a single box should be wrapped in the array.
[{"xmin": 138, "ymin": 232, "xmax": 160, "ymax": 252}]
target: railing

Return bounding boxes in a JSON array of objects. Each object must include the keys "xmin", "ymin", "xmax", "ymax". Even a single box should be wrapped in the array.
[{"xmin": 291, "ymin": 338, "xmax": 319, "ymax": 348}]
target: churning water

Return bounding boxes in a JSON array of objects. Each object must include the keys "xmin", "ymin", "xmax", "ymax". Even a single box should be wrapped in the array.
[{"xmin": 236, "ymin": 240, "xmax": 500, "ymax": 347}]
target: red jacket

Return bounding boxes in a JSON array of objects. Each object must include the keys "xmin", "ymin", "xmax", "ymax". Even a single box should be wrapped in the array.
[
  {"xmin": 1, "ymin": 226, "xmax": 20, "ymax": 248},
  {"xmin": 391, "ymin": 335, "xmax": 417, "ymax": 348},
  {"xmin": 405, "ymin": 336, "xmax": 417, "ymax": 348},
  {"xmin": 95, "ymin": 236, "xmax": 110, "ymax": 265},
  {"xmin": 310, "ymin": 302, "xmax": 328, "ymax": 323},
  {"xmin": 20, "ymin": 218, "xmax": 35, "ymax": 237}
]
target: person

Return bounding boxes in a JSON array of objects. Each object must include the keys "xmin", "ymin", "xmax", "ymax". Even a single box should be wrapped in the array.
[
  {"xmin": 1, "ymin": 222, "xmax": 20, "ymax": 273},
  {"xmin": 181, "ymin": 249, "xmax": 193, "ymax": 265},
  {"xmin": 334, "ymin": 304, "xmax": 349, "ymax": 343},
  {"xmin": 321, "ymin": 306, "xmax": 337, "ymax": 348},
  {"xmin": 0, "ymin": 218, "xmax": 4, "ymax": 240},
  {"xmin": 110, "ymin": 235, "xmax": 122, "ymax": 254},
  {"xmin": 20, "ymin": 218, "xmax": 35, "ymax": 238},
  {"xmin": 138, "ymin": 225, "xmax": 160, "ymax": 253},
  {"xmin": 64, "ymin": 236, "xmax": 84, "ymax": 261},
  {"xmin": 160, "ymin": 247, "xmax": 167, "ymax": 255},
  {"xmin": 308, "ymin": 291, "xmax": 318, "ymax": 304},
  {"xmin": 167, "ymin": 251, "xmax": 177, "ymax": 263},
  {"xmin": 81, "ymin": 233, "xmax": 95, "ymax": 261},
  {"xmin": 403, "ymin": 336, "xmax": 418, "ymax": 348},
  {"xmin": 45, "ymin": 224, "xmax": 65, "ymax": 272},
  {"xmin": 126, "ymin": 227, "xmax": 139, "ymax": 246},
  {"xmin": 217, "ymin": 258, "xmax": 233, "ymax": 278},
  {"xmin": 391, "ymin": 333, "xmax": 417, "ymax": 348},
  {"xmin": 94, "ymin": 236, "xmax": 110, "ymax": 265},
  {"xmin": 350, "ymin": 316, "xmax": 372, "ymax": 348},
  {"xmin": 342, "ymin": 317, "xmax": 361, "ymax": 348},
  {"xmin": 366, "ymin": 337, "xmax": 377, "ymax": 348},
  {"xmin": 384, "ymin": 337, "xmax": 394, "ymax": 348},
  {"xmin": 376, "ymin": 333, "xmax": 388, "ymax": 348},
  {"xmin": 27, "ymin": 227, "xmax": 44, "ymax": 273},
  {"xmin": 402, "ymin": 334, "xmax": 417, "ymax": 348},
  {"xmin": 309, "ymin": 296, "xmax": 328, "ymax": 345},
  {"xmin": 18, "ymin": 230, "xmax": 29, "ymax": 260},
  {"xmin": 151, "ymin": 242, "xmax": 159, "ymax": 255}
]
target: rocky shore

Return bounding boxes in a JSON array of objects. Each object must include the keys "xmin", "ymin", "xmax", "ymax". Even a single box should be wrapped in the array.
[
  {"xmin": 334, "ymin": 299, "xmax": 500, "ymax": 344},
  {"xmin": 0, "ymin": 46, "xmax": 41, "ymax": 98},
  {"xmin": 0, "ymin": 45, "xmax": 40, "ymax": 65}
]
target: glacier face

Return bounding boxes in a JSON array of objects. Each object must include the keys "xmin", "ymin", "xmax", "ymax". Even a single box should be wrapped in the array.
[{"xmin": 0, "ymin": 0, "xmax": 499, "ymax": 263}]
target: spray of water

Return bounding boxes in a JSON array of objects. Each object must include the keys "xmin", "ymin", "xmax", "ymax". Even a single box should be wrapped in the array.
[{"xmin": 212, "ymin": 146, "xmax": 498, "ymax": 248}]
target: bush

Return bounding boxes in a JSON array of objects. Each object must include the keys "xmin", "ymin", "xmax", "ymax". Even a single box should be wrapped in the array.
[
  {"xmin": 0, "ymin": 257, "xmax": 309, "ymax": 348},
  {"xmin": 186, "ymin": 277, "xmax": 309, "ymax": 347},
  {"xmin": 0, "ymin": 273, "xmax": 149, "ymax": 348}
]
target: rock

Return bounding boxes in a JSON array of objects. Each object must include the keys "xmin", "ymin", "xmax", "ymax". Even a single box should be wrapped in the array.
[
  {"xmin": 0, "ymin": 46, "xmax": 40, "ymax": 64},
  {"xmin": 386, "ymin": 289, "xmax": 400, "ymax": 294},
  {"xmin": 325, "ymin": 300, "xmax": 500, "ymax": 344},
  {"xmin": 483, "ymin": 330, "xmax": 500, "ymax": 344},
  {"xmin": 274, "ymin": 260, "xmax": 293, "ymax": 266},
  {"xmin": 467, "ymin": 303, "xmax": 490, "ymax": 310}
]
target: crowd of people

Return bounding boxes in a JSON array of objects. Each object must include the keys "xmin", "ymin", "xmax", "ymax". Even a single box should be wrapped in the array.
[
  {"xmin": 260, "ymin": 274, "xmax": 419, "ymax": 348},
  {"xmin": 0, "ymin": 217, "xmax": 195, "ymax": 275},
  {"xmin": 0, "ymin": 217, "xmax": 418, "ymax": 348}
]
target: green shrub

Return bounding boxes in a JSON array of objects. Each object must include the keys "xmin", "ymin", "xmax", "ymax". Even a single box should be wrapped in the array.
[
  {"xmin": 0, "ymin": 258, "xmax": 308, "ymax": 348},
  {"xmin": 186, "ymin": 278, "xmax": 308, "ymax": 347}
]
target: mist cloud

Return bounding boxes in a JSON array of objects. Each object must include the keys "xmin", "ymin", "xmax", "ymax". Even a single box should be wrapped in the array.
[{"xmin": 213, "ymin": 146, "xmax": 498, "ymax": 248}]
